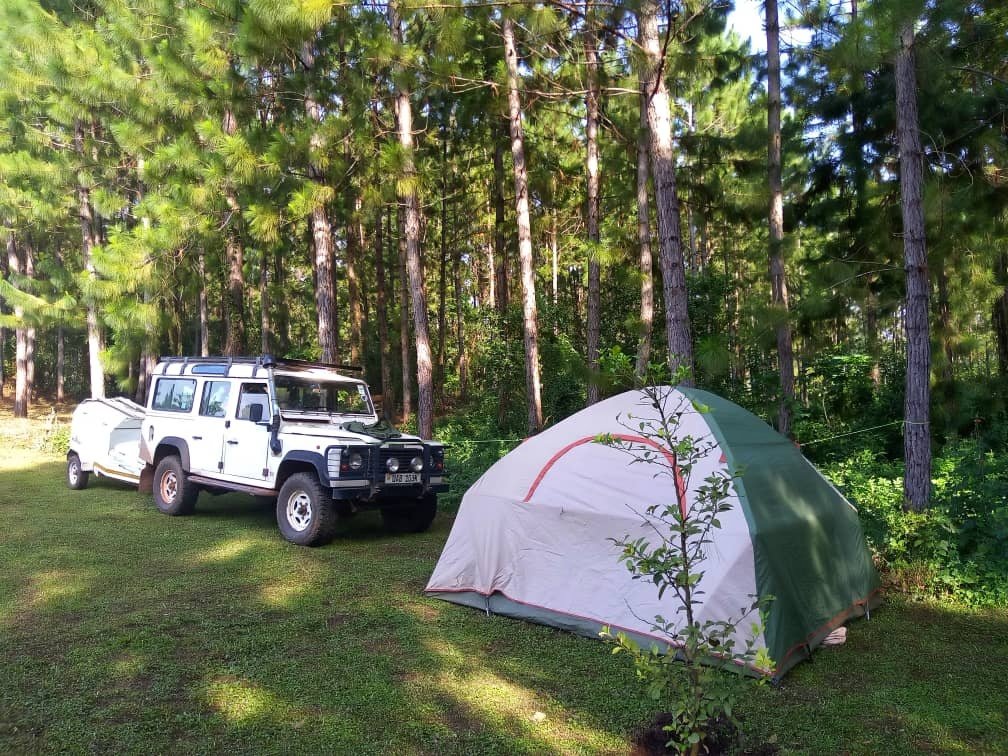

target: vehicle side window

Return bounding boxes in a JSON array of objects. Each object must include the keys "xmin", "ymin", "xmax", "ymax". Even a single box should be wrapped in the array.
[
  {"xmin": 199, "ymin": 381, "xmax": 231, "ymax": 418},
  {"xmin": 151, "ymin": 378, "xmax": 196, "ymax": 412},
  {"xmin": 236, "ymin": 383, "xmax": 270, "ymax": 422}
]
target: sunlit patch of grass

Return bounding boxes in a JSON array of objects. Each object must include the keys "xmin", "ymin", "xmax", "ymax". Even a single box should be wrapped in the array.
[
  {"xmin": 205, "ymin": 676, "xmax": 288, "ymax": 723},
  {"xmin": 197, "ymin": 537, "xmax": 258, "ymax": 564}
]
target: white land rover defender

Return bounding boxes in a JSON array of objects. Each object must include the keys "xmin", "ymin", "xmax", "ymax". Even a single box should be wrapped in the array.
[{"xmin": 71, "ymin": 355, "xmax": 447, "ymax": 546}]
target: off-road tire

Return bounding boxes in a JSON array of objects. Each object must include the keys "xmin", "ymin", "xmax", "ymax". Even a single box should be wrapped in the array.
[
  {"xmin": 381, "ymin": 493, "xmax": 437, "ymax": 534},
  {"xmin": 276, "ymin": 472, "xmax": 336, "ymax": 546},
  {"xmin": 153, "ymin": 455, "xmax": 198, "ymax": 515},
  {"xmin": 67, "ymin": 452, "xmax": 89, "ymax": 490}
]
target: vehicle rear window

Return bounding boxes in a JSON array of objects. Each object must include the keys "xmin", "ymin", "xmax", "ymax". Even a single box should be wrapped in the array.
[{"xmin": 152, "ymin": 378, "xmax": 197, "ymax": 412}]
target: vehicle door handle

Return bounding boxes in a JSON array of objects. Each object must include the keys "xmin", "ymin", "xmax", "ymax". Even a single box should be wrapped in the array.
[
  {"xmin": 226, "ymin": 439, "xmax": 239, "ymax": 445},
  {"xmin": 192, "ymin": 435, "xmax": 203, "ymax": 440}
]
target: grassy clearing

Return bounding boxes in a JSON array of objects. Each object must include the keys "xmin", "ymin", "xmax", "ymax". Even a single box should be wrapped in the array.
[{"xmin": 0, "ymin": 410, "xmax": 1006, "ymax": 754}]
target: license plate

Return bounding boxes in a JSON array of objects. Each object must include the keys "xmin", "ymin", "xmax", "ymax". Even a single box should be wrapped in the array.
[{"xmin": 385, "ymin": 472, "xmax": 421, "ymax": 484}]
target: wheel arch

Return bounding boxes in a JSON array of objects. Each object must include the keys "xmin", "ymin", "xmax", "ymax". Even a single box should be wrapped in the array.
[
  {"xmin": 154, "ymin": 437, "xmax": 191, "ymax": 472},
  {"xmin": 277, "ymin": 452, "xmax": 327, "ymax": 490}
]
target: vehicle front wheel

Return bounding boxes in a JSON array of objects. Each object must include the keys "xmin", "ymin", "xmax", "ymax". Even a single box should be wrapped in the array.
[
  {"xmin": 276, "ymin": 473, "xmax": 336, "ymax": 547},
  {"xmin": 153, "ymin": 456, "xmax": 198, "ymax": 515},
  {"xmin": 67, "ymin": 452, "xmax": 89, "ymax": 490},
  {"xmin": 381, "ymin": 493, "xmax": 437, "ymax": 534}
]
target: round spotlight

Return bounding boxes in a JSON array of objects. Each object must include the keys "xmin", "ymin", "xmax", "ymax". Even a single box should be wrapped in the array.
[
  {"xmin": 349, "ymin": 452, "xmax": 363, "ymax": 471},
  {"xmin": 410, "ymin": 456, "xmax": 424, "ymax": 472},
  {"xmin": 386, "ymin": 457, "xmax": 400, "ymax": 473}
]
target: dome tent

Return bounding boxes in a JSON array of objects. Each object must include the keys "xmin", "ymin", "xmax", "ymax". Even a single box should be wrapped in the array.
[{"xmin": 426, "ymin": 387, "xmax": 881, "ymax": 678}]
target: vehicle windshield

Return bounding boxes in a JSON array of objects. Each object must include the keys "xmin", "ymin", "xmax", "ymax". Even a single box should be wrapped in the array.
[{"xmin": 274, "ymin": 375, "xmax": 373, "ymax": 418}]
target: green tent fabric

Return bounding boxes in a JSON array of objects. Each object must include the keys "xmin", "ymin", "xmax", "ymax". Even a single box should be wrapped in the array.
[
  {"xmin": 427, "ymin": 387, "xmax": 881, "ymax": 678},
  {"xmin": 683, "ymin": 388, "xmax": 882, "ymax": 673}
]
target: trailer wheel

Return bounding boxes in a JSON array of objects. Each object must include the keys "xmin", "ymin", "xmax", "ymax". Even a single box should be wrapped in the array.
[
  {"xmin": 276, "ymin": 473, "xmax": 335, "ymax": 546},
  {"xmin": 153, "ymin": 455, "xmax": 198, "ymax": 515},
  {"xmin": 381, "ymin": 493, "xmax": 437, "ymax": 534},
  {"xmin": 67, "ymin": 452, "xmax": 89, "ymax": 490}
]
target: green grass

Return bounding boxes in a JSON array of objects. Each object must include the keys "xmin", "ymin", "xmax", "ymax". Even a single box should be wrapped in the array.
[{"xmin": 1, "ymin": 420, "xmax": 1007, "ymax": 753}]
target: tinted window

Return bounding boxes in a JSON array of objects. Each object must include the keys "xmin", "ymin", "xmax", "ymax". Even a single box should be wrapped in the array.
[
  {"xmin": 200, "ymin": 381, "xmax": 231, "ymax": 418},
  {"xmin": 152, "ymin": 378, "xmax": 196, "ymax": 412}
]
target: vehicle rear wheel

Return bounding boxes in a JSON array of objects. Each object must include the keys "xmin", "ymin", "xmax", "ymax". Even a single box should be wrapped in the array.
[
  {"xmin": 381, "ymin": 493, "xmax": 437, "ymax": 534},
  {"xmin": 153, "ymin": 455, "xmax": 198, "ymax": 515},
  {"xmin": 276, "ymin": 473, "xmax": 336, "ymax": 546},
  {"xmin": 67, "ymin": 452, "xmax": 89, "ymax": 490}
]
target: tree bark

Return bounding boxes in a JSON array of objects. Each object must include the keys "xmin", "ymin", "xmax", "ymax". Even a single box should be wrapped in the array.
[
  {"xmin": 221, "ymin": 110, "xmax": 246, "ymax": 357},
  {"xmin": 260, "ymin": 248, "xmax": 271, "ymax": 354},
  {"xmin": 398, "ymin": 205, "xmax": 413, "ymax": 423},
  {"xmin": 347, "ymin": 196, "xmax": 365, "ymax": 368},
  {"xmin": 503, "ymin": 16, "xmax": 544, "ymax": 434},
  {"xmin": 300, "ymin": 47, "xmax": 338, "ymax": 364},
  {"xmin": 493, "ymin": 120, "xmax": 509, "ymax": 313},
  {"xmin": 375, "ymin": 211, "xmax": 393, "ymax": 420},
  {"xmin": 766, "ymin": 0, "xmax": 796, "ymax": 436},
  {"xmin": 635, "ymin": 86, "xmax": 654, "ymax": 379},
  {"xmin": 584, "ymin": 3, "xmax": 602, "ymax": 405},
  {"xmin": 6, "ymin": 232, "xmax": 28, "ymax": 417},
  {"xmin": 75, "ymin": 120, "xmax": 106, "ymax": 398},
  {"xmin": 896, "ymin": 21, "xmax": 932, "ymax": 512},
  {"xmin": 637, "ymin": 0, "xmax": 693, "ymax": 384},
  {"xmin": 390, "ymin": 1, "xmax": 434, "ymax": 440},
  {"xmin": 273, "ymin": 250, "xmax": 288, "ymax": 355},
  {"xmin": 198, "ymin": 250, "xmax": 210, "ymax": 356}
]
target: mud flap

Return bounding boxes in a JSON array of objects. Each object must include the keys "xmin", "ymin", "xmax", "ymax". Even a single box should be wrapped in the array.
[{"xmin": 138, "ymin": 464, "xmax": 154, "ymax": 494}]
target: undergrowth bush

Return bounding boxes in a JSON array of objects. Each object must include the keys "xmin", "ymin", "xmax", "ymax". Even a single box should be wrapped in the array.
[{"xmin": 826, "ymin": 443, "xmax": 1008, "ymax": 607}]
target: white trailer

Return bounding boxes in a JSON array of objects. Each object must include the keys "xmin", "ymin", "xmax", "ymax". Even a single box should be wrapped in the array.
[{"xmin": 66, "ymin": 398, "xmax": 146, "ymax": 489}]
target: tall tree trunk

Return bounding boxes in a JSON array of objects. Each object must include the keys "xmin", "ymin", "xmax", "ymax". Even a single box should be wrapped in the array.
[
  {"xmin": 56, "ymin": 326, "xmax": 65, "ymax": 403},
  {"xmin": 0, "ymin": 245, "xmax": 5, "ymax": 400},
  {"xmin": 272, "ymin": 250, "xmax": 288, "ymax": 355},
  {"xmin": 993, "ymin": 255, "xmax": 1008, "ymax": 375},
  {"xmin": 438, "ymin": 138, "xmax": 449, "ymax": 391},
  {"xmin": 637, "ymin": 0, "xmax": 693, "ymax": 383},
  {"xmin": 766, "ymin": 0, "xmax": 796, "ymax": 436},
  {"xmin": 6, "ymin": 232, "xmax": 28, "ymax": 417},
  {"xmin": 896, "ymin": 21, "xmax": 932, "ymax": 512},
  {"xmin": 375, "ymin": 211, "xmax": 393, "ymax": 420},
  {"xmin": 347, "ymin": 196, "xmax": 365, "ymax": 368},
  {"xmin": 493, "ymin": 120, "xmax": 509, "ymax": 313},
  {"xmin": 397, "ymin": 206, "xmax": 413, "ymax": 423},
  {"xmin": 503, "ymin": 16, "xmax": 544, "ymax": 434},
  {"xmin": 936, "ymin": 263, "xmax": 954, "ymax": 382},
  {"xmin": 455, "ymin": 203, "xmax": 468, "ymax": 400},
  {"xmin": 390, "ymin": 1, "xmax": 434, "ymax": 440},
  {"xmin": 198, "ymin": 250, "xmax": 210, "ymax": 356},
  {"xmin": 220, "ymin": 109, "xmax": 246, "ymax": 357},
  {"xmin": 635, "ymin": 86, "xmax": 654, "ymax": 379},
  {"xmin": 584, "ymin": 3, "xmax": 602, "ymax": 405},
  {"xmin": 75, "ymin": 120, "xmax": 106, "ymax": 398},
  {"xmin": 23, "ymin": 238, "xmax": 35, "ymax": 403},
  {"xmin": 300, "ymin": 48, "xmax": 338, "ymax": 364},
  {"xmin": 260, "ymin": 248, "xmax": 271, "ymax": 354}
]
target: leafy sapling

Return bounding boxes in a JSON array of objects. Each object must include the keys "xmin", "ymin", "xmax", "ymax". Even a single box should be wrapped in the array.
[{"xmin": 597, "ymin": 371, "xmax": 773, "ymax": 755}]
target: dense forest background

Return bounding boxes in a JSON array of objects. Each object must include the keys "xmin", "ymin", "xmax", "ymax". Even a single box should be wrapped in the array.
[{"xmin": 1, "ymin": 0, "xmax": 1007, "ymax": 531}]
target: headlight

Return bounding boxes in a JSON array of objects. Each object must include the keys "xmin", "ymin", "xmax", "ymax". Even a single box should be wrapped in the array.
[
  {"xmin": 410, "ymin": 456, "xmax": 423, "ymax": 472},
  {"xmin": 349, "ymin": 452, "xmax": 363, "ymax": 471},
  {"xmin": 386, "ymin": 457, "xmax": 400, "ymax": 473}
]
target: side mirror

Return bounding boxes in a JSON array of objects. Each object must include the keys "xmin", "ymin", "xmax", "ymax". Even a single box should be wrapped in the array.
[{"xmin": 248, "ymin": 404, "xmax": 264, "ymax": 423}]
